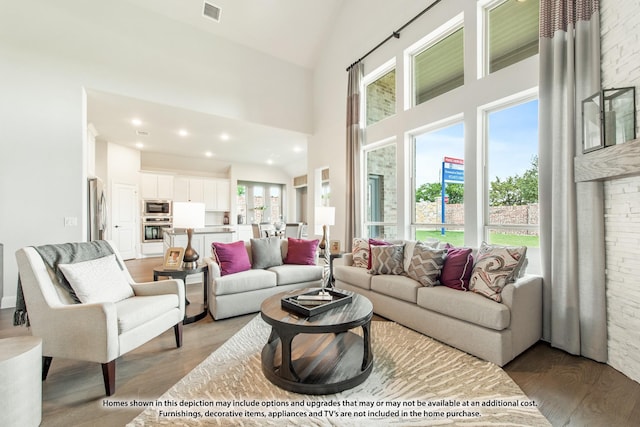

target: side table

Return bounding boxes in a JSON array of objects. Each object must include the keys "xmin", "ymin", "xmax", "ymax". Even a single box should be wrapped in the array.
[
  {"xmin": 153, "ymin": 264, "xmax": 209, "ymax": 324},
  {"xmin": 329, "ymin": 252, "xmax": 344, "ymax": 286}
]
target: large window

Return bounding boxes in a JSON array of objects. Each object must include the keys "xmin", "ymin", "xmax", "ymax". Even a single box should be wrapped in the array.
[
  {"xmin": 364, "ymin": 143, "xmax": 397, "ymax": 239},
  {"xmin": 485, "ymin": 97, "xmax": 539, "ymax": 271},
  {"xmin": 485, "ymin": 0, "xmax": 539, "ymax": 74},
  {"xmin": 413, "ymin": 122, "xmax": 465, "ymax": 245},
  {"xmin": 237, "ymin": 181, "xmax": 284, "ymax": 224},
  {"xmin": 413, "ymin": 26, "xmax": 464, "ymax": 105},
  {"xmin": 365, "ymin": 67, "xmax": 396, "ymax": 126}
]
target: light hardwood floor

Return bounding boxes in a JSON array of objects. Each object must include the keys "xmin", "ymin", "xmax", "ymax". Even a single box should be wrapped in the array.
[{"xmin": 2, "ymin": 256, "xmax": 639, "ymax": 426}]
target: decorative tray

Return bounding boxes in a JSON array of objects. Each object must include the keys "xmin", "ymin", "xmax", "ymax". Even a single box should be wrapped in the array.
[{"xmin": 281, "ymin": 288, "xmax": 353, "ymax": 317}]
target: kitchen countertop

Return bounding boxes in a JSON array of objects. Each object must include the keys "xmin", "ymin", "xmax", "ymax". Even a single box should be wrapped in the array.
[{"xmin": 165, "ymin": 227, "xmax": 236, "ymax": 235}]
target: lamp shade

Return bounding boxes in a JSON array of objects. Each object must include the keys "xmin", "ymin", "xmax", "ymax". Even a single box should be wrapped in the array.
[
  {"xmin": 315, "ymin": 206, "xmax": 335, "ymax": 226},
  {"xmin": 173, "ymin": 202, "xmax": 205, "ymax": 229}
]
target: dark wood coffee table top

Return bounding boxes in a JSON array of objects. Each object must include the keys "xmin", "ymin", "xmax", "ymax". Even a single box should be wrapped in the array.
[{"xmin": 261, "ymin": 287, "xmax": 373, "ymax": 331}]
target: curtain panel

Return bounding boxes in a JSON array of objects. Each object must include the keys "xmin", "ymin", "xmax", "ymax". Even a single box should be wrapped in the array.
[
  {"xmin": 345, "ymin": 62, "xmax": 364, "ymax": 252},
  {"xmin": 539, "ymin": 0, "xmax": 607, "ymax": 362}
]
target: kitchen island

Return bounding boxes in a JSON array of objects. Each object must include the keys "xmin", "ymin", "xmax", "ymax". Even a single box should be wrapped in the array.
[{"xmin": 163, "ymin": 227, "xmax": 237, "ymax": 260}]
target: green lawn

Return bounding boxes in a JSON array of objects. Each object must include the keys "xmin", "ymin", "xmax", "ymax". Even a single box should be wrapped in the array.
[{"xmin": 415, "ymin": 230, "xmax": 539, "ymax": 247}]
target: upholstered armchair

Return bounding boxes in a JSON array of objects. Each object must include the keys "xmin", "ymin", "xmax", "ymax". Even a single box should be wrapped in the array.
[{"xmin": 15, "ymin": 241, "xmax": 185, "ymax": 396}]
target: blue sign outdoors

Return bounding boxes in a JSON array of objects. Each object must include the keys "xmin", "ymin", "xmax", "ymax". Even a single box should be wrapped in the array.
[
  {"xmin": 443, "ymin": 167, "xmax": 464, "ymax": 183},
  {"xmin": 440, "ymin": 158, "xmax": 465, "ymax": 235}
]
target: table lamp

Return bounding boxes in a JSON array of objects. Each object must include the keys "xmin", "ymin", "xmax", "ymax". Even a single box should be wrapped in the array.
[{"xmin": 173, "ymin": 202, "xmax": 205, "ymax": 269}]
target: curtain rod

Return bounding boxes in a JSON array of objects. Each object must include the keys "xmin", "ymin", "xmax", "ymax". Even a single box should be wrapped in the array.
[{"xmin": 346, "ymin": 0, "xmax": 444, "ymax": 71}]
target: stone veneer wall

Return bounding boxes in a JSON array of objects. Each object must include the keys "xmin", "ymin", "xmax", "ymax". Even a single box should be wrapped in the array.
[{"xmin": 601, "ymin": 0, "xmax": 640, "ymax": 383}]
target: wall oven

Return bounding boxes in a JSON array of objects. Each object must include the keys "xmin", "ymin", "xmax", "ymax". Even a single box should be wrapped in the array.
[
  {"xmin": 143, "ymin": 200, "xmax": 172, "ymax": 216},
  {"xmin": 142, "ymin": 217, "xmax": 172, "ymax": 243}
]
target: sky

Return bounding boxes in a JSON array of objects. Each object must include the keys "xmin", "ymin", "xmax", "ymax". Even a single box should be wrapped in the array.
[{"xmin": 414, "ymin": 99, "xmax": 539, "ymax": 186}]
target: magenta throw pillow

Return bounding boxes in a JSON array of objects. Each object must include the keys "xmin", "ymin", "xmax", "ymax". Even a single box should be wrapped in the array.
[
  {"xmin": 212, "ymin": 241, "xmax": 251, "ymax": 276},
  {"xmin": 440, "ymin": 244, "xmax": 474, "ymax": 291},
  {"xmin": 368, "ymin": 238, "xmax": 391, "ymax": 269},
  {"xmin": 284, "ymin": 238, "xmax": 319, "ymax": 265}
]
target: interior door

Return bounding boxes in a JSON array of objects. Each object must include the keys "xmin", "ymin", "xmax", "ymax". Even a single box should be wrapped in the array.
[{"xmin": 111, "ymin": 183, "xmax": 138, "ymax": 259}]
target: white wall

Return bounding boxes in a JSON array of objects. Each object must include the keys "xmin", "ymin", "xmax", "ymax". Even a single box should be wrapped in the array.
[
  {"xmin": 601, "ymin": 0, "xmax": 640, "ymax": 383},
  {"xmin": 0, "ymin": 0, "xmax": 312, "ymax": 307},
  {"xmin": 309, "ymin": 0, "xmax": 538, "ymax": 249}
]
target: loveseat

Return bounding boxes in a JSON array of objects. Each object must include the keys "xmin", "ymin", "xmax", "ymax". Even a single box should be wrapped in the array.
[
  {"xmin": 333, "ymin": 239, "xmax": 542, "ymax": 366},
  {"xmin": 207, "ymin": 237, "xmax": 324, "ymax": 320}
]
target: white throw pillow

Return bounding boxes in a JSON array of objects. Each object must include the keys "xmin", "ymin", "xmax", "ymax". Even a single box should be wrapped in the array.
[{"xmin": 58, "ymin": 254, "xmax": 134, "ymax": 304}]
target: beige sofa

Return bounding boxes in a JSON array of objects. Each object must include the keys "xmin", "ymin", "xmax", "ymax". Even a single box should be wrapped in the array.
[
  {"xmin": 207, "ymin": 239, "xmax": 324, "ymax": 320},
  {"xmin": 333, "ymin": 246, "xmax": 542, "ymax": 366}
]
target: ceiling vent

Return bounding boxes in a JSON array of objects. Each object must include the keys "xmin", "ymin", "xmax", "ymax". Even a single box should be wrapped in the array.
[
  {"xmin": 136, "ymin": 130, "xmax": 150, "ymax": 137},
  {"xmin": 203, "ymin": 2, "xmax": 221, "ymax": 22}
]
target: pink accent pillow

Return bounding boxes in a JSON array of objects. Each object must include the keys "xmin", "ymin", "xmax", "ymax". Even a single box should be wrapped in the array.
[
  {"xmin": 440, "ymin": 244, "xmax": 474, "ymax": 291},
  {"xmin": 212, "ymin": 241, "xmax": 251, "ymax": 276},
  {"xmin": 284, "ymin": 238, "xmax": 319, "ymax": 265},
  {"xmin": 368, "ymin": 238, "xmax": 391, "ymax": 269}
]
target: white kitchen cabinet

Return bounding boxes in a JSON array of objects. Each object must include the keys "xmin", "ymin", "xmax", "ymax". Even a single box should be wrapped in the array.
[
  {"xmin": 173, "ymin": 177, "xmax": 190, "ymax": 202},
  {"xmin": 237, "ymin": 225, "xmax": 253, "ymax": 242},
  {"xmin": 216, "ymin": 179, "xmax": 230, "ymax": 211},
  {"xmin": 189, "ymin": 179, "xmax": 204, "ymax": 203},
  {"xmin": 174, "ymin": 177, "xmax": 209, "ymax": 203},
  {"xmin": 140, "ymin": 173, "xmax": 174, "ymax": 200},
  {"xmin": 156, "ymin": 175, "xmax": 174, "ymax": 199},
  {"xmin": 201, "ymin": 179, "xmax": 230, "ymax": 211}
]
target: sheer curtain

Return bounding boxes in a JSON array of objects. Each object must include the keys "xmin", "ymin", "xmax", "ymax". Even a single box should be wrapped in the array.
[
  {"xmin": 539, "ymin": 0, "xmax": 607, "ymax": 361},
  {"xmin": 345, "ymin": 62, "xmax": 364, "ymax": 252}
]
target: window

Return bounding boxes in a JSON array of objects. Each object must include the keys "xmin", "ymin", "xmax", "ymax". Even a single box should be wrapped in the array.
[
  {"xmin": 485, "ymin": 97, "xmax": 539, "ymax": 271},
  {"xmin": 413, "ymin": 27, "xmax": 464, "ymax": 105},
  {"xmin": 364, "ymin": 143, "xmax": 397, "ymax": 239},
  {"xmin": 485, "ymin": 0, "xmax": 539, "ymax": 74},
  {"xmin": 366, "ymin": 68, "xmax": 396, "ymax": 126},
  {"xmin": 237, "ymin": 181, "xmax": 284, "ymax": 224},
  {"xmin": 412, "ymin": 122, "xmax": 465, "ymax": 245}
]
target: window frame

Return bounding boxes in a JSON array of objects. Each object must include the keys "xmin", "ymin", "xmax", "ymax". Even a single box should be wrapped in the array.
[
  {"xmin": 478, "ymin": 0, "xmax": 540, "ymax": 78},
  {"xmin": 409, "ymin": 115, "xmax": 466, "ymax": 239},
  {"xmin": 404, "ymin": 12, "xmax": 465, "ymax": 110},
  {"xmin": 362, "ymin": 137, "xmax": 398, "ymax": 239},
  {"xmin": 363, "ymin": 58, "xmax": 397, "ymax": 127},
  {"xmin": 480, "ymin": 88, "xmax": 539, "ymax": 242}
]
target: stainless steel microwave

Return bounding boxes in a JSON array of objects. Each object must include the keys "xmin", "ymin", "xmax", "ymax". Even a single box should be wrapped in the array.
[{"xmin": 143, "ymin": 200, "xmax": 172, "ymax": 216}]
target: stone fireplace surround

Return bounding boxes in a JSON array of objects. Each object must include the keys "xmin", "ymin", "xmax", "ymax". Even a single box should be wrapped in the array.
[{"xmin": 575, "ymin": 139, "xmax": 640, "ymax": 383}]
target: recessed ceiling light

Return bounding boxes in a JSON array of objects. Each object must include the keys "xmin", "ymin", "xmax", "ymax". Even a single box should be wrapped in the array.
[
  {"xmin": 266, "ymin": 159, "xmax": 274, "ymax": 165},
  {"xmin": 293, "ymin": 146, "xmax": 303, "ymax": 153},
  {"xmin": 205, "ymin": 151, "xmax": 214, "ymax": 157},
  {"xmin": 220, "ymin": 133, "xmax": 230, "ymax": 141},
  {"xmin": 178, "ymin": 129, "xmax": 189, "ymax": 137},
  {"xmin": 135, "ymin": 142, "xmax": 144, "ymax": 149},
  {"xmin": 131, "ymin": 118, "xmax": 142, "ymax": 126}
]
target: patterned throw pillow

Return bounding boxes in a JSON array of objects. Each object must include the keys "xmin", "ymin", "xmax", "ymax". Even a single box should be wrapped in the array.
[
  {"xmin": 368, "ymin": 238, "xmax": 391, "ymax": 269},
  {"xmin": 469, "ymin": 242, "xmax": 527, "ymax": 302},
  {"xmin": 369, "ymin": 244, "xmax": 405, "ymax": 275},
  {"xmin": 406, "ymin": 243, "xmax": 447, "ymax": 287},
  {"xmin": 352, "ymin": 238, "xmax": 370, "ymax": 268}
]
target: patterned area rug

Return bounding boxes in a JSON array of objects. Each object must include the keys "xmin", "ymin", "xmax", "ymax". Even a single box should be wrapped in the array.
[{"xmin": 128, "ymin": 316, "xmax": 550, "ymax": 426}]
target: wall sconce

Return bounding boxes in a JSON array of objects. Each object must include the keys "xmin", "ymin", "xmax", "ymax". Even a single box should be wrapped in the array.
[{"xmin": 582, "ymin": 87, "xmax": 636, "ymax": 153}]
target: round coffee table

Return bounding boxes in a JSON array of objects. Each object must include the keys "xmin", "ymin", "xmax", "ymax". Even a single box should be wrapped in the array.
[{"xmin": 260, "ymin": 288, "xmax": 373, "ymax": 395}]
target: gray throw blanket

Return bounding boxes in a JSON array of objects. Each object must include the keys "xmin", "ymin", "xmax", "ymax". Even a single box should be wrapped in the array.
[{"xmin": 14, "ymin": 240, "xmax": 117, "ymax": 326}]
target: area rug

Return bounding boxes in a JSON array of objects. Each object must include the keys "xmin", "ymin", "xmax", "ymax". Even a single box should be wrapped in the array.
[{"xmin": 127, "ymin": 316, "xmax": 550, "ymax": 426}]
